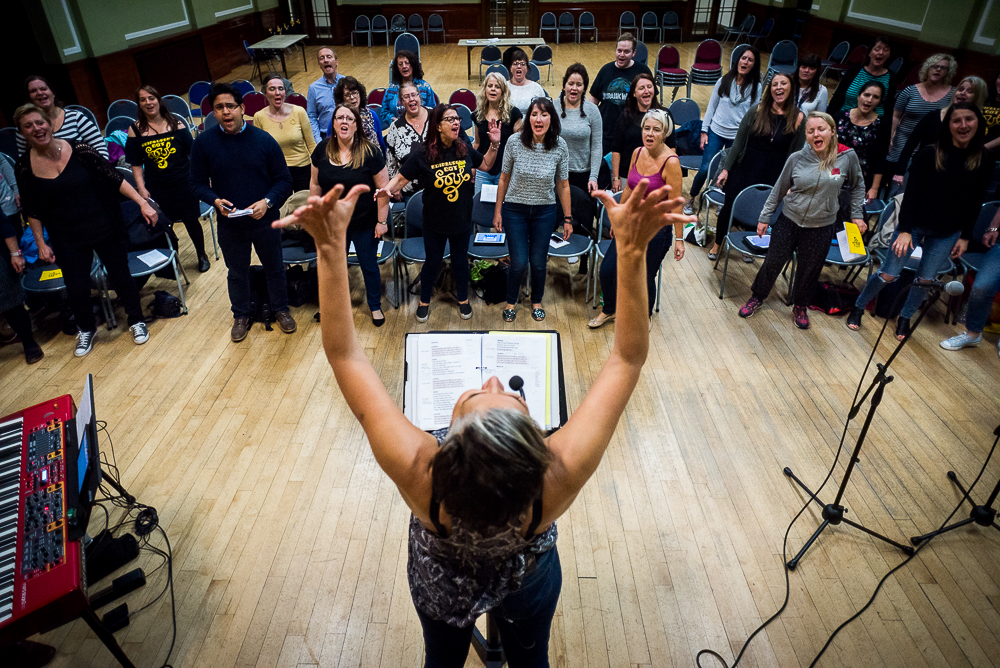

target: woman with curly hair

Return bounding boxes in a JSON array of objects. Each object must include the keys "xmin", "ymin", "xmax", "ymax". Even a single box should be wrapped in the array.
[
  {"xmin": 884, "ymin": 54, "xmax": 956, "ymax": 177},
  {"xmin": 328, "ymin": 77, "xmax": 384, "ymax": 153},
  {"xmin": 379, "ymin": 50, "xmax": 437, "ymax": 127},
  {"xmin": 472, "ymin": 72, "xmax": 523, "ymax": 196}
]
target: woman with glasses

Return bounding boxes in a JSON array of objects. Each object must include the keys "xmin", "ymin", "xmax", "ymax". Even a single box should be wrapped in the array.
[
  {"xmin": 493, "ymin": 98, "xmax": 572, "ymax": 323},
  {"xmin": 385, "ymin": 82, "xmax": 429, "ymax": 200},
  {"xmin": 379, "ymin": 50, "xmax": 437, "ymax": 127},
  {"xmin": 312, "ymin": 104, "xmax": 390, "ymax": 326},
  {"xmin": 376, "ymin": 106, "xmax": 501, "ymax": 322},
  {"xmin": 473, "ymin": 72, "xmax": 523, "ymax": 196},
  {"xmin": 126, "ymin": 84, "xmax": 210, "ymax": 272},
  {"xmin": 507, "ymin": 49, "xmax": 546, "ymax": 114},
  {"xmin": 883, "ymin": 54, "xmax": 956, "ymax": 179},
  {"xmin": 254, "ymin": 74, "xmax": 316, "ymax": 193},
  {"xmin": 329, "ymin": 77, "xmax": 385, "ymax": 153}
]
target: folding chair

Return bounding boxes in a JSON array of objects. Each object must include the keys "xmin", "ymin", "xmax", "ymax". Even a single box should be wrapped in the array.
[
  {"xmin": 371, "ymin": 15, "xmax": 390, "ymax": 46},
  {"xmin": 721, "ymin": 15, "xmax": 754, "ymax": 47},
  {"xmin": 394, "ymin": 32, "xmax": 421, "ymax": 60},
  {"xmin": 390, "ymin": 14, "xmax": 407, "ymax": 41},
  {"xmin": 530, "ymin": 45, "xmax": 554, "ymax": 84},
  {"xmin": 618, "ymin": 12, "xmax": 638, "ymax": 39},
  {"xmin": 747, "ymin": 18, "xmax": 774, "ymax": 50},
  {"xmin": 449, "ymin": 89, "xmax": 477, "ymax": 112},
  {"xmin": 557, "ymin": 13, "xmax": 576, "ymax": 45},
  {"xmin": 352, "ymin": 16, "xmax": 372, "ymax": 47},
  {"xmin": 427, "ymin": 14, "xmax": 445, "ymax": 43},
  {"xmin": 407, "ymin": 14, "xmax": 426, "ymax": 44},
  {"xmin": 21, "ymin": 254, "xmax": 115, "ymax": 331},
  {"xmin": 824, "ymin": 45, "xmax": 866, "ymax": 83},
  {"xmin": 714, "ymin": 184, "xmax": 776, "ymax": 300},
  {"xmin": 104, "ymin": 116, "xmax": 134, "ymax": 137},
  {"xmin": 107, "ymin": 99, "xmax": 139, "ymax": 121},
  {"xmin": 231, "ymin": 79, "xmax": 255, "ymax": 97},
  {"xmin": 578, "ymin": 12, "xmax": 598, "ymax": 44},
  {"xmin": 662, "ymin": 12, "xmax": 683, "ymax": 43},
  {"xmin": 539, "ymin": 12, "xmax": 557, "ymax": 41},
  {"xmin": 640, "ymin": 12, "xmax": 661, "ymax": 43},
  {"xmin": 819, "ymin": 41, "xmax": 850, "ymax": 82},
  {"xmin": 394, "ymin": 191, "xmax": 449, "ymax": 306},
  {"xmin": 485, "ymin": 64, "xmax": 510, "ymax": 80},
  {"xmin": 688, "ymin": 39, "xmax": 723, "ymax": 98},
  {"xmin": 65, "ymin": 105, "xmax": 100, "ymax": 131},
  {"xmin": 242, "ymin": 92, "xmax": 267, "ymax": 117},
  {"xmin": 765, "ymin": 40, "xmax": 798, "ymax": 84},
  {"xmin": 656, "ymin": 46, "xmax": 689, "ymax": 102}
]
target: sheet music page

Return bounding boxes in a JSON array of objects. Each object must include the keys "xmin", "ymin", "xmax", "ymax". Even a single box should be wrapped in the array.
[
  {"xmin": 481, "ymin": 334, "xmax": 548, "ymax": 428},
  {"xmin": 416, "ymin": 335, "xmax": 484, "ymax": 430}
]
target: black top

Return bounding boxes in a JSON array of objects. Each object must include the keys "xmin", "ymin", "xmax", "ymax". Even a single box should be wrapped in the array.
[
  {"xmin": 473, "ymin": 106, "xmax": 522, "ymax": 177},
  {"xmin": 897, "ymin": 145, "xmax": 994, "ymax": 240},
  {"xmin": 983, "ymin": 96, "xmax": 1000, "ymax": 144},
  {"xmin": 611, "ymin": 110, "xmax": 675, "ymax": 178},
  {"xmin": 833, "ymin": 110, "xmax": 891, "ymax": 188},
  {"xmin": 891, "ymin": 110, "xmax": 941, "ymax": 176},
  {"xmin": 125, "ymin": 126, "xmax": 193, "ymax": 188},
  {"xmin": 590, "ymin": 60, "xmax": 652, "ymax": 148},
  {"xmin": 400, "ymin": 137, "xmax": 484, "ymax": 235},
  {"xmin": 189, "ymin": 123, "xmax": 292, "ymax": 225},
  {"xmin": 16, "ymin": 140, "xmax": 124, "ymax": 246},
  {"xmin": 312, "ymin": 140, "xmax": 386, "ymax": 230}
]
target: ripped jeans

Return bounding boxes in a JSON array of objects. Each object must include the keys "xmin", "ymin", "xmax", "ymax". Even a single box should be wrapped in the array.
[{"xmin": 855, "ymin": 227, "xmax": 959, "ymax": 319}]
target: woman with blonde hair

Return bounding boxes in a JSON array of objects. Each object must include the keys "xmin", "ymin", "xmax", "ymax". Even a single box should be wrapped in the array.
[
  {"xmin": 473, "ymin": 72, "xmax": 523, "ymax": 195},
  {"xmin": 310, "ymin": 104, "xmax": 390, "ymax": 325},
  {"xmin": 254, "ymin": 74, "xmax": 316, "ymax": 192},
  {"xmin": 738, "ymin": 111, "xmax": 866, "ymax": 329},
  {"xmin": 884, "ymin": 54, "xmax": 956, "ymax": 176},
  {"xmin": 589, "ymin": 109, "xmax": 687, "ymax": 328}
]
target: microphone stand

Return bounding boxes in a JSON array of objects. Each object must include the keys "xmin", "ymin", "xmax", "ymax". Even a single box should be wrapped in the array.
[
  {"xmin": 911, "ymin": 424, "xmax": 1000, "ymax": 545},
  {"xmin": 781, "ymin": 282, "xmax": 950, "ymax": 569}
]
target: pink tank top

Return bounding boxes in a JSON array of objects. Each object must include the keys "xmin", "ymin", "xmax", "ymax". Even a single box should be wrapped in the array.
[{"xmin": 627, "ymin": 152, "xmax": 674, "ymax": 191}]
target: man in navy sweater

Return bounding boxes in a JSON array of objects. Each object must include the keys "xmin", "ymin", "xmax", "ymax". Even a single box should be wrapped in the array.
[{"xmin": 190, "ymin": 83, "xmax": 295, "ymax": 342}]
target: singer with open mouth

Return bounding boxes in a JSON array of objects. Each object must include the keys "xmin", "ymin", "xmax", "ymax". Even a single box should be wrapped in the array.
[
  {"xmin": 272, "ymin": 178, "xmax": 693, "ymax": 667},
  {"xmin": 848, "ymin": 103, "xmax": 993, "ymax": 340}
]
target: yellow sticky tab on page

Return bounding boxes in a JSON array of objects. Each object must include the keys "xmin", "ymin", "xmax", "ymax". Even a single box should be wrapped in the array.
[
  {"xmin": 844, "ymin": 222, "xmax": 865, "ymax": 255},
  {"xmin": 40, "ymin": 269, "xmax": 63, "ymax": 281}
]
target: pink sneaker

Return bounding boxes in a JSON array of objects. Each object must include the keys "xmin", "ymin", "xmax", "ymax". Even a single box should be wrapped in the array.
[
  {"xmin": 793, "ymin": 305, "xmax": 810, "ymax": 329},
  {"xmin": 739, "ymin": 297, "xmax": 763, "ymax": 318}
]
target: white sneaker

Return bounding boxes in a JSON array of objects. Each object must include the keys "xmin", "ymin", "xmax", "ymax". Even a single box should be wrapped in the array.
[
  {"xmin": 130, "ymin": 322, "xmax": 149, "ymax": 345},
  {"xmin": 75, "ymin": 331, "xmax": 95, "ymax": 357},
  {"xmin": 940, "ymin": 331, "xmax": 981, "ymax": 350},
  {"xmin": 682, "ymin": 202, "xmax": 695, "ymax": 216}
]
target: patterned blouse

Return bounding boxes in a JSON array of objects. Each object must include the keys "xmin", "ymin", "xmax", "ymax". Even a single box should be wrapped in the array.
[
  {"xmin": 834, "ymin": 109, "xmax": 884, "ymax": 186},
  {"xmin": 385, "ymin": 113, "xmax": 428, "ymax": 193},
  {"xmin": 407, "ymin": 428, "xmax": 558, "ymax": 627}
]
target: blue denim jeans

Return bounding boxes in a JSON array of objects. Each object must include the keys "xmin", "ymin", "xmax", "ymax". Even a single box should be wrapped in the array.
[
  {"xmin": 503, "ymin": 202, "xmax": 557, "ymax": 305},
  {"xmin": 415, "ymin": 547, "xmax": 562, "ymax": 668},
  {"xmin": 855, "ymin": 227, "xmax": 959, "ymax": 319},
  {"xmin": 475, "ymin": 170, "xmax": 501, "ymax": 197},
  {"xmin": 347, "ymin": 226, "xmax": 383, "ymax": 311},
  {"xmin": 966, "ymin": 243, "xmax": 1000, "ymax": 333},
  {"xmin": 689, "ymin": 129, "xmax": 733, "ymax": 199}
]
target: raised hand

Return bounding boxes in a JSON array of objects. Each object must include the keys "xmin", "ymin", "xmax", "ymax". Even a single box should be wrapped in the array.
[
  {"xmin": 273, "ymin": 184, "xmax": 370, "ymax": 249},
  {"xmin": 592, "ymin": 180, "xmax": 694, "ymax": 254},
  {"xmin": 487, "ymin": 118, "xmax": 502, "ymax": 145}
]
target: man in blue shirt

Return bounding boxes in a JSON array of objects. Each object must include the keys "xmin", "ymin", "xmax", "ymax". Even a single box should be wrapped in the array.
[
  {"xmin": 190, "ymin": 83, "xmax": 295, "ymax": 342},
  {"xmin": 307, "ymin": 47, "xmax": 345, "ymax": 142}
]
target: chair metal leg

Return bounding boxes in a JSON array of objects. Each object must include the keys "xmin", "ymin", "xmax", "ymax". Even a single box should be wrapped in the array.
[
  {"xmin": 171, "ymin": 257, "xmax": 189, "ymax": 315},
  {"xmin": 205, "ymin": 209, "xmax": 219, "ymax": 260},
  {"xmin": 717, "ymin": 238, "xmax": 730, "ymax": 299}
]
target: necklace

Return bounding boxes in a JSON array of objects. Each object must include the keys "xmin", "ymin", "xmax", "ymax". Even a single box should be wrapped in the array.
[{"xmin": 268, "ymin": 107, "xmax": 289, "ymax": 129}]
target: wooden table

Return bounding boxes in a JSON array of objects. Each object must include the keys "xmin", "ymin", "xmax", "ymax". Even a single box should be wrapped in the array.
[
  {"xmin": 248, "ymin": 34, "xmax": 309, "ymax": 78},
  {"xmin": 458, "ymin": 37, "xmax": 545, "ymax": 79}
]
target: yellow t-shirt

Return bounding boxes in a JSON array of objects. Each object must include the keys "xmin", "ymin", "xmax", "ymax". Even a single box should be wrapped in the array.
[{"xmin": 253, "ymin": 105, "xmax": 316, "ymax": 168}]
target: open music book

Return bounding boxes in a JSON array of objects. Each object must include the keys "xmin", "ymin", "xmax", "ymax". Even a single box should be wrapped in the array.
[{"xmin": 403, "ymin": 331, "xmax": 566, "ymax": 432}]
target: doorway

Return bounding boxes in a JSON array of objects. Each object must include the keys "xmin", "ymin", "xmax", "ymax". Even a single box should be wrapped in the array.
[
  {"xmin": 691, "ymin": 0, "xmax": 738, "ymax": 37},
  {"xmin": 488, "ymin": 0, "xmax": 533, "ymax": 38}
]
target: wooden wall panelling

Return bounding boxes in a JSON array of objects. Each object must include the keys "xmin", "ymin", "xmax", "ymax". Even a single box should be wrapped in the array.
[
  {"xmin": 96, "ymin": 51, "xmax": 144, "ymax": 110},
  {"xmin": 338, "ymin": 4, "xmax": 482, "ymax": 43},
  {"xmin": 135, "ymin": 35, "xmax": 213, "ymax": 99},
  {"xmin": 201, "ymin": 13, "xmax": 268, "ymax": 81},
  {"xmin": 66, "ymin": 59, "xmax": 109, "ymax": 126}
]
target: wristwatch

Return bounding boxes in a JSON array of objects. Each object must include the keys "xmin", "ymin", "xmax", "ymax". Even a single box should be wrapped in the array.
[{"xmin": 264, "ymin": 198, "xmax": 272, "ymax": 209}]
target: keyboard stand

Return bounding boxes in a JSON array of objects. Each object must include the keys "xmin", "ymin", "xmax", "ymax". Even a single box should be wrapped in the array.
[
  {"xmin": 471, "ymin": 613, "xmax": 504, "ymax": 667},
  {"xmin": 80, "ymin": 606, "xmax": 135, "ymax": 668}
]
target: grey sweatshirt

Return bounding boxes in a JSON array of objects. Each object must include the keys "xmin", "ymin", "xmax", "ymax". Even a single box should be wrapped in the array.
[
  {"xmin": 551, "ymin": 98, "xmax": 603, "ymax": 180},
  {"xmin": 702, "ymin": 79, "xmax": 759, "ymax": 139},
  {"xmin": 759, "ymin": 145, "xmax": 864, "ymax": 228}
]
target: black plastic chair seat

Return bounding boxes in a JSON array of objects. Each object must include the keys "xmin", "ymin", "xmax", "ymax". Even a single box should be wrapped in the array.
[
  {"xmin": 678, "ymin": 155, "xmax": 702, "ymax": 171},
  {"xmin": 468, "ymin": 237, "xmax": 509, "ymax": 259},
  {"xmin": 825, "ymin": 244, "xmax": 868, "ymax": 266},
  {"xmin": 705, "ymin": 190, "xmax": 725, "ymax": 206},
  {"xmin": 22, "ymin": 258, "xmax": 99, "ymax": 292},
  {"xmin": 128, "ymin": 249, "xmax": 175, "ymax": 276},
  {"xmin": 547, "ymin": 233, "xmax": 592, "ymax": 258},
  {"xmin": 283, "ymin": 246, "xmax": 318, "ymax": 265}
]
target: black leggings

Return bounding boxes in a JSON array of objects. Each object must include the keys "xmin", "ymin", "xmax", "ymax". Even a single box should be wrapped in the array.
[
  {"xmin": 175, "ymin": 218, "xmax": 206, "ymax": 257},
  {"xmin": 750, "ymin": 213, "xmax": 834, "ymax": 306},
  {"xmin": 421, "ymin": 229, "xmax": 470, "ymax": 303},
  {"xmin": 54, "ymin": 234, "xmax": 144, "ymax": 331},
  {"xmin": 3, "ymin": 305, "xmax": 39, "ymax": 352}
]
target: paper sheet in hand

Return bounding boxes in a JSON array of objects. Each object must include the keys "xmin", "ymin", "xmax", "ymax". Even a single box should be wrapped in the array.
[
  {"xmin": 748, "ymin": 234, "xmax": 770, "ymax": 248},
  {"xmin": 910, "ymin": 246, "xmax": 923, "ymax": 259},
  {"xmin": 226, "ymin": 208, "xmax": 254, "ymax": 218},
  {"xmin": 480, "ymin": 184, "xmax": 498, "ymax": 203},
  {"xmin": 836, "ymin": 222, "xmax": 866, "ymax": 261},
  {"xmin": 348, "ymin": 241, "xmax": 385, "ymax": 257},
  {"xmin": 137, "ymin": 249, "xmax": 168, "ymax": 267}
]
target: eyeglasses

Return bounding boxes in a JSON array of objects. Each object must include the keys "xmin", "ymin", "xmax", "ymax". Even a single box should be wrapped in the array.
[
  {"xmin": 335, "ymin": 116, "xmax": 357, "ymax": 124},
  {"xmin": 441, "ymin": 116, "xmax": 461, "ymax": 124},
  {"xmin": 930, "ymin": 64, "xmax": 949, "ymax": 71},
  {"xmin": 344, "ymin": 90, "xmax": 361, "ymax": 98},
  {"xmin": 214, "ymin": 103, "xmax": 240, "ymax": 111}
]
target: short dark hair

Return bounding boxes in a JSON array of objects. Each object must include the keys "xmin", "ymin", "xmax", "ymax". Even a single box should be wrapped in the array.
[
  {"xmin": 617, "ymin": 32, "xmax": 637, "ymax": 53},
  {"xmin": 858, "ymin": 80, "xmax": 886, "ymax": 104},
  {"xmin": 432, "ymin": 408, "xmax": 550, "ymax": 534},
  {"xmin": 520, "ymin": 97, "xmax": 561, "ymax": 150},
  {"xmin": 866, "ymin": 36, "xmax": 892, "ymax": 67},
  {"xmin": 391, "ymin": 50, "xmax": 424, "ymax": 85},
  {"xmin": 623, "ymin": 72, "xmax": 663, "ymax": 119},
  {"xmin": 335, "ymin": 76, "xmax": 368, "ymax": 107},
  {"xmin": 208, "ymin": 82, "xmax": 242, "ymax": 108},
  {"xmin": 509, "ymin": 48, "xmax": 529, "ymax": 66},
  {"xmin": 799, "ymin": 54, "xmax": 822, "ymax": 103}
]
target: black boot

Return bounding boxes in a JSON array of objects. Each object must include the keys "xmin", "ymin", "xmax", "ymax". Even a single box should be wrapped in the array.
[{"xmin": 197, "ymin": 254, "xmax": 211, "ymax": 273}]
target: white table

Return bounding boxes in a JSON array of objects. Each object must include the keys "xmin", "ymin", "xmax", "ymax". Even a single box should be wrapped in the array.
[
  {"xmin": 248, "ymin": 34, "xmax": 309, "ymax": 78},
  {"xmin": 458, "ymin": 38, "xmax": 545, "ymax": 79}
]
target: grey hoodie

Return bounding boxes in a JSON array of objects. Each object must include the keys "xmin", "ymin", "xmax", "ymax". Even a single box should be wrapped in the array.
[{"xmin": 759, "ymin": 144, "xmax": 864, "ymax": 229}]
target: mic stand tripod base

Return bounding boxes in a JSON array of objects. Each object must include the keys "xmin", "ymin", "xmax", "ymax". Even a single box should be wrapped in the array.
[
  {"xmin": 910, "ymin": 470, "xmax": 1000, "ymax": 545},
  {"xmin": 782, "ymin": 467, "xmax": 915, "ymax": 570}
]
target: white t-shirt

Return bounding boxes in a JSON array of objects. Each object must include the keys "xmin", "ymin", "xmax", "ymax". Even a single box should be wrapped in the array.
[{"xmin": 508, "ymin": 80, "xmax": 547, "ymax": 114}]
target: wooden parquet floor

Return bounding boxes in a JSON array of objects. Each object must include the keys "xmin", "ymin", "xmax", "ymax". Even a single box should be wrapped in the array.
[{"xmin": 2, "ymin": 41, "xmax": 999, "ymax": 668}]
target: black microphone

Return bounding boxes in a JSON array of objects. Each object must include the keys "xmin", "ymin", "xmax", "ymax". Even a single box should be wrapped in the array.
[
  {"xmin": 912, "ymin": 278, "xmax": 964, "ymax": 296},
  {"xmin": 508, "ymin": 376, "xmax": 525, "ymax": 400}
]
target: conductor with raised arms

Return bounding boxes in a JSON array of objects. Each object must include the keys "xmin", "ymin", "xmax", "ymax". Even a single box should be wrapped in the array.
[{"xmin": 273, "ymin": 179, "xmax": 693, "ymax": 666}]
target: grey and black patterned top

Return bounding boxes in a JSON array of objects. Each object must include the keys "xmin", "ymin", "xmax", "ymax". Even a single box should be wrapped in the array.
[
  {"xmin": 501, "ymin": 136, "xmax": 569, "ymax": 206},
  {"xmin": 406, "ymin": 428, "xmax": 558, "ymax": 628},
  {"xmin": 887, "ymin": 84, "xmax": 954, "ymax": 163},
  {"xmin": 16, "ymin": 108, "xmax": 108, "ymax": 160}
]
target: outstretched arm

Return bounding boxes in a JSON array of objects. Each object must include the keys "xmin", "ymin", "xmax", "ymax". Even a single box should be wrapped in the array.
[
  {"xmin": 273, "ymin": 186, "xmax": 434, "ymax": 487},
  {"xmin": 543, "ymin": 182, "xmax": 695, "ymax": 520}
]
